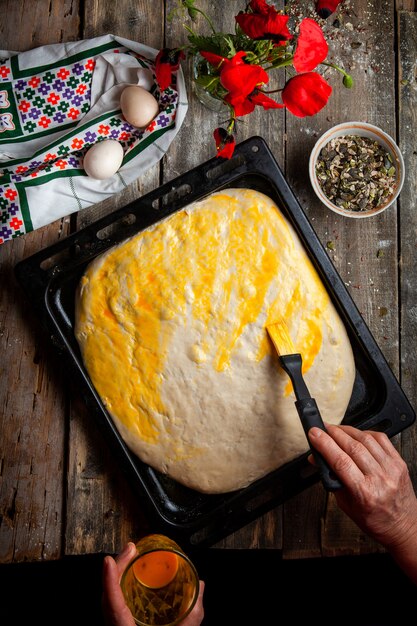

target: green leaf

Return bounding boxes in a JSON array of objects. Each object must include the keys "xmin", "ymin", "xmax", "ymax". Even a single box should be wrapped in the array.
[
  {"xmin": 195, "ymin": 74, "xmax": 219, "ymax": 89},
  {"xmin": 186, "ymin": 32, "xmax": 261, "ymax": 58}
]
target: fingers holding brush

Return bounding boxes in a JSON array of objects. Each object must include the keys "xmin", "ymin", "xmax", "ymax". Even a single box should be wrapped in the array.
[
  {"xmin": 309, "ymin": 424, "xmax": 400, "ymax": 479},
  {"xmin": 308, "ymin": 425, "xmax": 365, "ymax": 485},
  {"xmin": 310, "ymin": 424, "xmax": 386, "ymax": 477},
  {"xmin": 307, "ymin": 424, "xmax": 417, "ymax": 549}
]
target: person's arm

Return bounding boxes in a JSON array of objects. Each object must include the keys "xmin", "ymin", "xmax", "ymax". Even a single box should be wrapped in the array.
[
  {"xmin": 309, "ymin": 424, "xmax": 417, "ymax": 585},
  {"xmin": 102, "ymin": 542, "xmax": 205, "ymax": 626}
]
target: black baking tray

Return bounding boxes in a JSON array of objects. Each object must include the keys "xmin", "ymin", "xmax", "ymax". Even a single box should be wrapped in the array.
[{"xmin": 15, "ymin": 136, "xmax": 415, "ymax": 549}]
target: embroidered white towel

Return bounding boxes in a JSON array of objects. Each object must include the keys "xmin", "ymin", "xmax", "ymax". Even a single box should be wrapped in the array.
[{"xmin": 0, "ymin": 34, "xmax": 188, "ymax": 245}]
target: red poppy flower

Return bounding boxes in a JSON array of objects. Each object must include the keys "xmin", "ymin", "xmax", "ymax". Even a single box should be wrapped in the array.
[
  {"xmin": 281, "ymin": 72, "xmax": 332, "ymax": 117},
  {"xmin": 222, "ymin": 55, "xmax": 269, "ymax": 97},
  {"xmin": 250, "ymin": 0, "xmax": 270, "ymax": 14},
  {"xmin": 199, "ymin": 50, "xmax": 225, "ymax": 68},
  {"xmin": 235, "ymin": 0, "xmax": 292, "ymax": 43},
  {"xmin": 201, "ymin": 50, "xmax": 284, "ymax": 117},
  {"xmin": 316, "ymin": 0, "xmax": 343, "ymax": 19},
  {"xmin": 293, "ymin": 18, "xmax": 328, "ymax": 73},
  {"xmin": 155, "ymin": 48, "xmax": 185, "ymax": 90},
  {"xmin": 250, "ymin": 91, "xmax": 285, "ymax": 110},
  {"xmin": 214, "ymin": 127, "xmax": 236, "ymax": 159},
  {"xmin": 225, "ymin": 93, "xmax": 256, "ymax": 116},
  {"xmin": 201, "ymin": 50, "xmax": 269, "ymax": 99},
  {"xmin": 226, "ymin": 89, "xmax": 284, "ymax": 117}
]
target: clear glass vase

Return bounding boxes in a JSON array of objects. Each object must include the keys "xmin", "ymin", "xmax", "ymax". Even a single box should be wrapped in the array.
[{"xmin": 192, "ymin": 54, "xmax": 225, "ymax": 113}]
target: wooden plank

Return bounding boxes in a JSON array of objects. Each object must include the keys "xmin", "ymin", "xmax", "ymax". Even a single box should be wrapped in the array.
[
  {"xmin": 65, "ymin": 394, "xmax": 150, "ymax": 555},
  {"xmin": 68, "ymin": 0, "xmax": 286, "ymax": 553},
  {"xmin": 283, "ymin": 0, "xmax": 400, "ymax": 557},
  {"xmin": 396, "ymin": 1, "xmax": 416, "ymax": 10},
  {"xmin": 0, "ymin": 231, "xmax": 69, "ymax": 563},
  {"xmin": 1, "ymin": 0, "xmax": 411, "ymax": 562},
  {"xmin": 64, "ymin": 0, "xmax": 165, "ymax": 556},
  {"xmin": 321, "ymin": 496, "xmax": 383, "ymax": 557},
  {"xmin": 76, "ymin": 0, "xmax": 165, "ymax": 228},
  {"xmin": 398, "ymin": 12, "xmax": 417, "ymax": 486},
  {"xmin": 164, "ymin": 0, "xmax": 286, "ymax": 549},
  {"xmin": 0, "ymin": 0, "xmax": 81, "ymax": 51},
  {"xmin": 164, "ymin": 0, "xmax": 287, "ymax": 175},
  {"xmin": 216, "ymin": 509, "xmax": 282, "ymax": 550},
  {"xmin": 0, "ymin": 0, "xmax": 81, "ymax": 563},
  {"xmin": 323, "ymin": 3, "xmax": 417, "ymax": 559}
]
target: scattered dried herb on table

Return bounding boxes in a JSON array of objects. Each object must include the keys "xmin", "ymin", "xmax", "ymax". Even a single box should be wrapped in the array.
[{"xmin": 315, "ymin": 134, "xmax": 397, "ymax": 212}]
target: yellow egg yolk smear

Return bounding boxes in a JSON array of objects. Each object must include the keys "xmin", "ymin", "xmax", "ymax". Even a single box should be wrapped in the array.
[
  {"xmin": 76, "ymin": 189, "xmax": 330, "ymax": 444},
  {"xmin": 132, "ymin": 551, "xmax": 179, "ymax": 588}
]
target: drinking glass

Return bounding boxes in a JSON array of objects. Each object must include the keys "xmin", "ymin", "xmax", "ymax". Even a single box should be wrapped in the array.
[{"xmin": 121, "ymin": 534, "xmax": 199, "ymax": 626}]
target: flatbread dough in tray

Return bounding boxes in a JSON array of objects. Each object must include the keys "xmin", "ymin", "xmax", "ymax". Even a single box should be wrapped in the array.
[
  {"xmin": 15, "ymin": 137, "xmax": 414, "ymax": 545},
  {"xmin": 75, "ymin": 188, "xmax": 355, "ymax": 493}
]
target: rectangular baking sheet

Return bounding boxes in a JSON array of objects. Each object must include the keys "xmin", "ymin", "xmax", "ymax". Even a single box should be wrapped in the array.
[{"xmin": 15, "ymin": 136, "xmax": 415, "ymax": 549}]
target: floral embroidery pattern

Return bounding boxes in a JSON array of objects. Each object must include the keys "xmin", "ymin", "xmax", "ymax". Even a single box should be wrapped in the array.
[
  {"xmin": 13, "ymin": 58, "xmax": 95, "ymax": 136},
  {"xmin": 0, "ymin": 63, "xmax": 11, "ymax": 81},
  {"xmin": 0, "ymin": 184, "xmax": 24, "ymax": 243},
  {"xmin": 0, "ymin": 90, "xmax": 10, "ymax": 107},
  {"xmin": 2, "ymin": 90, "xmax": 177, "ymax": 182},
  {"xmin": 0, "ymin": 92, "xmax": 178, "ymax": 244},
  {"xmin": 0, "ymin": 90, "xmax": 14, "ymax": 133},
  {"xmin": 0, "ymin": 113, "xmax": 14, "ymax": 132},
  {"xmin": 0, "ymin": 39, "xmax": 182, "ymax": 245}
]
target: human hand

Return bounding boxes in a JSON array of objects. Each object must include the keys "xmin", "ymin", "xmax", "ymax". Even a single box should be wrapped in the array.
[
  {"xmin": 308, "ymin": 424, "xmax": 417, "ymax": 551},
  {"xmin": 102, "ymin": 543, "xmax": 136, "ymax": 626},
  {"xmin": 102, "ymin": 542, "xmax": 205, "ymax": 626}
]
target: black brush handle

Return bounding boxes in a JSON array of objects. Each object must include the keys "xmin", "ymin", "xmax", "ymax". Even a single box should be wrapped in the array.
[
  {"xmin": 295, "ymin": 398, "xmax": 343, "ymax": 491},
  {"xmin": 280, "ymin": 354, "xmax": 342, "ymax": 492}
]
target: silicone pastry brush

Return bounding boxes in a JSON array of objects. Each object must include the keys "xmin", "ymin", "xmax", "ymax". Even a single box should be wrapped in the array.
[{"xmin": 266, "ymin": 319, "xmax": 342, "ymax": 491}]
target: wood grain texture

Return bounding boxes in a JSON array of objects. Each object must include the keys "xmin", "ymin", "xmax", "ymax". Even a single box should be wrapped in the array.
[
  {"xmin": 64, "ymin": 0, "xmax": 164, "ymax": 556},
  {"xmin": 322, "ymin": 3, "xmax": 417, "ymax": 559},
  {"xmin": 398, "ymin": 11, "xmax": 417, "ymax": 487},
  {"xmin": 1, "ymin": 0, "xmax": 416, "ymax": 563},
  {"xmin": 0, "ymin": 0, "xmax": 81, "ymax": 51},
  {"xmin": 164, "ymin": 0, "xmax": 286, "ymax": 176},
  {"xmin": 0, "ymin": 0, "xmax": 80, "ymax": 563},
  {"xmin": 165, "ymin": 0, "xmax": 285, "ymax": 550},
  {"xmin": 283, "ymin": 0, "xmax": 400, "ymax": 558},
  {"xmin": 76, "ymin": 0, "xmax": 164, "ymax": 228},
  {"xmin": 216, "ymin": 509, "xmax": 283, "ymax": 550},
  {"xmin": 396, "ymin": 1, "xmax": 417, "ymax": 10},
  {"xmin": 65, "ymin": 394, "xmax": 149, "ymax": 555}
]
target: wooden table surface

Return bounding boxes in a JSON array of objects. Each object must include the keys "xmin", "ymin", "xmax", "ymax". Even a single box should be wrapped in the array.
[{"xmin": 1, "ymin": 0, "xmax": 416, "ymax": 564}]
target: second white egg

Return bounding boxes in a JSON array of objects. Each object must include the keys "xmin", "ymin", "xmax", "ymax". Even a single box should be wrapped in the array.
[
  {"xmin": 120, "ymin": 85, "xmax": 159, "ymax": 128},
  {"xmin": 83, "ymin": 140, "xmax": 124, "ymax": 180}
]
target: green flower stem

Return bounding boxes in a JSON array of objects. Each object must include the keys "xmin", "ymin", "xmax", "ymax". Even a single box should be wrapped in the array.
[
  {"xmin": 227, "ymin": 116, "xmax": 236, "ymax": 136},
  {"xmin": 321, "ymin": 61, "xmax": 354, "ymax": 87},
  {"xmin": 255, "ymin": 41, "xmax": 275, "ymax": 65},
  {"xmin": 264, "ymin": 56, "xmax": 294, "ymax": 71},
  {"xmin": 261, "ymin": 88, "xmax": 284, "ymax": 94},
  {"xmin": 189, "ymin": 6, "xmax": 217, "ymax": 34}
]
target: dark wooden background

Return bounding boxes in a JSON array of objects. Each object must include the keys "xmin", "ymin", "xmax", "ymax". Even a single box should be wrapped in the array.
[{"xmin": 0, "ymin": 0, "xmax": 416, "ymax": 563}]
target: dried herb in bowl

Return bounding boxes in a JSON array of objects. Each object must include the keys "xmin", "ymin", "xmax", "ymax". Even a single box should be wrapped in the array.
[{"xmin": 315, "ymin": 135, "xmax": 397, "ymax": 212}]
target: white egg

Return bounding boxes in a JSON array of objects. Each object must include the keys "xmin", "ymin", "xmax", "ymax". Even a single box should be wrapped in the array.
[
  {"xmin": 83, "ymin": 140, "xmax": 124, "ymax": 180},
  {"xmin": 120, "ymin": 85, "xmax": 159, "ymax": 128}
]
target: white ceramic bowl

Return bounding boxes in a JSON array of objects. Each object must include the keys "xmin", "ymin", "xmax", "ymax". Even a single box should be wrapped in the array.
[{"xmin": 309, "ymin": 122, "xmax": 405, "ymax": 218}]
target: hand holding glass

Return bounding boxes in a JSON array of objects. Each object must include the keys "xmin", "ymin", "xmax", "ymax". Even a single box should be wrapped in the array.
[{"xmin": 121, "ymin": 534, "xmax": 199, "ymax": 626}]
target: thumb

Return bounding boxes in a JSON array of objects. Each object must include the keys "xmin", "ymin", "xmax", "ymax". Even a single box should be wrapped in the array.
[
  {"xmin": 102, "ymin": 555, "xmax": 136, "ymax": 626},
  {"xmin": 114, "ymin": 542, "xmax": 137, "ymax": 576}
]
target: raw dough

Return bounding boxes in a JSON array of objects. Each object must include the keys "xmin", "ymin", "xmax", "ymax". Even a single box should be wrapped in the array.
[{"xmin": 75, "ymin": 189, "xmax": 355, "ymax": 493}]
